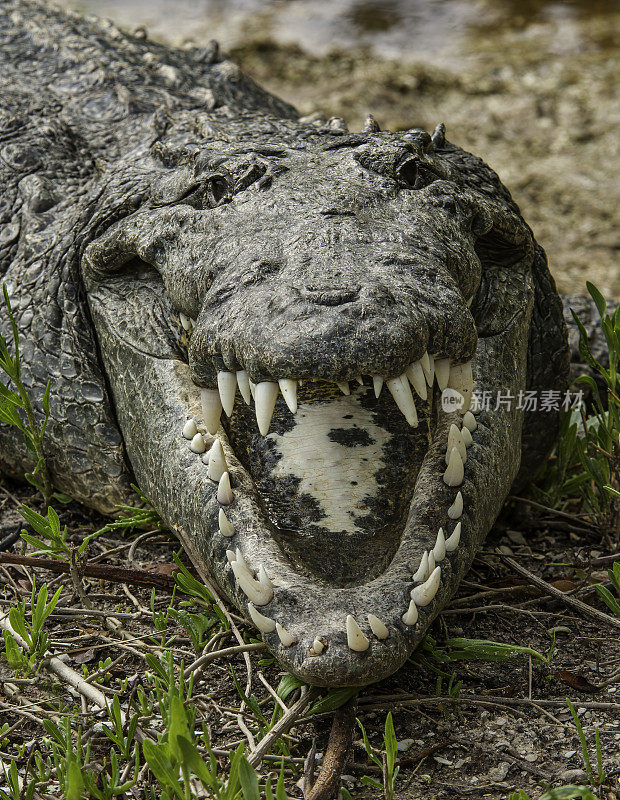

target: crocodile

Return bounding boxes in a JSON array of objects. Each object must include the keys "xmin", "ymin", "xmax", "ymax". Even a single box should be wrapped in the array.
[{"xmin": 0, "ymin": 0, "xmax": 571, "ymax": 687}]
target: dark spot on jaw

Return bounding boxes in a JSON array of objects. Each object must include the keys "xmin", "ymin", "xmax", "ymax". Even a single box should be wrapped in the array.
[{"xmin": 328, "ymin": 427, "xmax": 374, "ymax": 447}]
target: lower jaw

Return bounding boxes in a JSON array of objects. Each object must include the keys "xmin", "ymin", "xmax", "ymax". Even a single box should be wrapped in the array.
[{"xmin": 90, "ymin": 327, "xmax": 528, "ymax": 687}]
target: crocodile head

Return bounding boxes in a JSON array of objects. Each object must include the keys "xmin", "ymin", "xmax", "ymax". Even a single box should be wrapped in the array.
[{"xmin": 82, "ymin": 115, "xmax": 538, "ymax": 686}]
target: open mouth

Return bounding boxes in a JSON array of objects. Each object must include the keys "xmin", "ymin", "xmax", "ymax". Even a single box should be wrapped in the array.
[
  {"xmin": 184, "ymin": 336, "xmax": 474, "ymax": 594},
  {"xmin": 171, "ymin": 326, "xmax": 476, "ymax": 675}
]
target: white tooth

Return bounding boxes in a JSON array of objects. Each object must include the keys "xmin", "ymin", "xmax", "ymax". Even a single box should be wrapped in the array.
[
  {"xmin": 217, "ymin": 471, "xmax": 234, "ymax": 505},
  {"xmin": 255, "ymin": 381, "xmax": 279, "ymax": 435},
  {"xmin": 247, "ymin": 602, "xmax": 276, "ymax": 633},
  {"xmin": 443, "ymin": 446, "xmax": 464, "ymax": 486},
  {"xmin": 208, "ymin": 438, "xmax": 228, "ymax": 482},
  {"xmin": 445, "ymin": 522, "xmax": 461, "ymax": 552},
  {"xmin": 276, "ymin": 622, "xmax": 297, "ymax": 647},
  {"xmin": 219, "ymin": 508, "xmax": 234, "ymax": 538},
  {"xmin": 461, "ymin": 426, "xmax": 473, "ymax": 447},
  {"xmin": 355, "ymin": 375, "xmax": 364, "ymax": 386},
  {"xmin": 405, "ymin": 361, "xmax": 427, "ymax": 401},
  {"xmin": 278, "ymin": 378, "xmax": 298, "ymax": 414},
  {"xmin": 463, "ymin": 410, "xmax": 477, "ymax": 432},
  {"xmin": 387, "ymin": 375, "xmax": 418, "ymax": 427},
  {"xmin": 311, "ymin": 637, "xmax": 324, "ymax": 655},
  {"xmin": 446, "ymin": 423, "xmax": 467, "ymax": 464},
  {"xmin": 226, "ymin": 549, "xmax": 236, "ymax": 564},
  {"xmin": 433, "ymin": 527, "xmax": 446, "ymax": 562},
  {"xmin": 448, "ymin": 361, "xmax": 473, "ymax": 413},
  {"xmin": 182, "ymin": 418, "xmax": 198, "ymax": 439},
  {"xmin": 411, "ymin": 566, "xmax": 441, "ymax": 607},
  {"xmin": 402, "ymin": 598, "xmax": 419, "ymax": 626},
  {"xmin": 413, "ymin": 551, "xmax": 429, "ymax": 583},
  {"xmin": 337, "ymin": 381, "xmax": 350, "ymax": 396},
  {"xmin": 258, "ymin": 564, "xmax": 274, "ymax": 589},
  {"xmin": 249, "ymin": 380, "xmax": 256, "ymax": 399},
  {"xmin": 434, "ymin": 358, "xmax": 451, "ymax": 391},
  {"xmin": 180, "ymin": 312, "xmax": 192, "ymax": 331},
  {"xmin": 427, "ymin": 550, "xmax": 436, "ymax": 575},
  {"xmin": 422, "ymin": 352, "xmax": 434, "ymax": 387},
  {"xmin": 189, "ymin": 433, "xmax": 206, "ymax": 454},
  {"xmin": 217, "ymin": 371, "xmax": 237, "ymax": 417},
  {"xmin": 373, "ymin": 375, "xmax": 383, "ymax": 398},
  {"xmin": 236, "ymin": 370, "xmax": 252, "ymax": 404},
  {"xmin": 448, "ymin": 491, "xmax": 463, "ymax": 520},
  {"xmin": 201, "ymin": 388, "xmax": 222, "ymax": 436},
  {"xmin": 232, "ymin": 562, "xmax": 273, "ymax": 605},
  {"xmin": 367, "ymin": 614, "xmax": 389, "ymax": 639},
  {"xmin": 235, "ymin": 547, "xmax": 252, "ymax": 577},
  {"xmin": 346, "ymin": 615, "xmax": 369, "ymax": 652}
]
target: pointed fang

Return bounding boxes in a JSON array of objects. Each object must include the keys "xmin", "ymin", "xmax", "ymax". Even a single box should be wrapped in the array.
[
  {"xmin": 433, "ymin": 528, "xmax": 446, "ymax": 562},
  {"xmin": 247, "ymin": 602, "xmax": 276, "ymax": 633},
  {"xmin": 413, "ymin": 551, "xmax": 429, "ymax": 583},
  {"xmin": 236, "ymin": 370, "xmax": 252, "ymax": 404},
  {"xmin": 217, "ymin": 371, "xmax": 237, "ymax": 417},
  {"xmin": 276, "ymin": 622, "xmax": 297, "ymax": 647},
  {"xmin": 411, "ymin": 566, "xmax": 441, "ymax": 607},
  {"xmin": 201, "ymin": 388, "xmax": 222, "ymax": 436},
  {"xmin": 278, "ymin": 378, "xmax": 298, "ymax": 414},
  {"xmin": 373, "ymin": 375, "xmax": 383, "ymax": 398},
  {"xmin": 255, "ymin": 381, "xmax": 279, "ymax": 436},
  {"xmin": 421, "ymin": 352, "xmax": 434, "ymax": 386},
  {"xmin": 189, "ymin": 433, "xmax": 206, "ymax": 454},
  {"xmin": 445, "ymin": 522, "xmax": 461, "ymax": 552},
  {"xmin": 387, "ymin": 374, "xmax": 418, "ymax": 427},
  {"xmin": 337, "ymin": 381, "xmax": 350, "ymax": 396},
  {"xmin": 463, "ymin": 410, "xmax": 477, "ymax": 431},
  {"xmin": 401, "ymin": 599, "xmax": 419, "ymax": 626},
  {"xmin": 231, "ymin": 563, "xmax": 273, "ymax": 606},
  {"xmin": 434, "ymin": 358, "xmax": 451, "ymax": 391},
  {"xmin": 443, "ymin": 447, "xmax": 464, "ymax": 487},
  {"xmin": 367, "ymin": 614, "xmax": 389, "ymax": 639},
  {"xmin": 405, "ymin": 361, "xmax": 428, "ymax": 401},
  {"xmin": 208, "ymin": 438, "xmax": 228, "ymax": 482},
  {"xmin": 346, "ymin": 615, "xmax": 370, "ymax": 652},
  {"xmin": 217, "ymin": 471, "xmax": 234, "ymax": 505},
  {"xmin": 258, "ymin": 565, "xmax": 274, "ymax": 589},
  {"xmin": 446, "ymin": 423, "xmax": 467, "ymax": 464},
  {"xmin": 448, "ymin": 491, "xmax": 463, "ymax": 520},
  {"xmin": 219, "ymin": 508, "xmax": 234, "ymax": 538},
  {"xmin": 182, "ymin": 418, "xmax": 198, "ymax": 439}
]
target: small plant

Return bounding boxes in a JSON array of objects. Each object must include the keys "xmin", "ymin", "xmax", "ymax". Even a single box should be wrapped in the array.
[
  {"xmin": 565, "ymin": 699, "xmax": 606, "ymax": 789},
  {"xmin": 594, "ymin": 562, "xmax": 620, "ymax": 617},
  {"xmin": 2, "ymin": 578, "xmax": 63, "ymax": 673},
  {"xmin": 357, "ymin": 712, "xmax": 400, "ymax": 800},
  {"xmin": 534, "ymin": 281, "xmax": 619, "ymax": 537},
  {"xmin": 509, "ymin": 788, "xmax": 597, "ymax": 799},
  {"xmin": 0, "ymin": 284, "xmax": 55, "ymax": 506}
]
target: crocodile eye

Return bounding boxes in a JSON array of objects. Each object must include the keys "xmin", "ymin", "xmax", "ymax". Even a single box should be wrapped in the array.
[
  {"xmin": 208, "ymin": 175, "xmax": 229, "ymax": 206},
  {"xmin": 396, "ymin": 157, "xmax": 419, "ymax": 188}
]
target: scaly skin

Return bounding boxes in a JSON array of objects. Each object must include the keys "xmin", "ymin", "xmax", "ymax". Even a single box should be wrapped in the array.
[{"xmin": 0, "ymin": 0, "xmax": 570, "ymax": 686}]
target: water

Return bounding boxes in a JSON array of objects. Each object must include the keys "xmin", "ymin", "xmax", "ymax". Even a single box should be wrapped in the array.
[{"xmin": 58, "ymin": 0, "xmax": 617, "ymax": 67}]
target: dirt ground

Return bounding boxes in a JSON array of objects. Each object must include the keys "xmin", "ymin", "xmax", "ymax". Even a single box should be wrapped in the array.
[{"xmin": 1, "ymin": 476, "xmax": 619, "ymax": 799}]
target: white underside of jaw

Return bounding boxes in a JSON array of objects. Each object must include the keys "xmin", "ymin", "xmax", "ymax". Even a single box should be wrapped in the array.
[{"xmin": 269, "ymin": 391, "xmax": 392, "ymax": 534}]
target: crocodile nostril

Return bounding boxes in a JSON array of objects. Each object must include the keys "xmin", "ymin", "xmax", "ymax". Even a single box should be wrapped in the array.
[{"xmin": 301, "ymin": 285, "xmax": 360, "ymax": 306}]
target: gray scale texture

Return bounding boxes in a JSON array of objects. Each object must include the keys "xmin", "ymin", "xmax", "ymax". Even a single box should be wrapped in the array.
[{"xmin": 0, "ymin": 0, "xmax": 575, "ymax": 685}]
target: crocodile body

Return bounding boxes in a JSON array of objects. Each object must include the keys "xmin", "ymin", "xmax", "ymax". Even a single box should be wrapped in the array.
[{"xmin": 0, "ymin": 0, "xmax": 570, "ymax": 686}]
